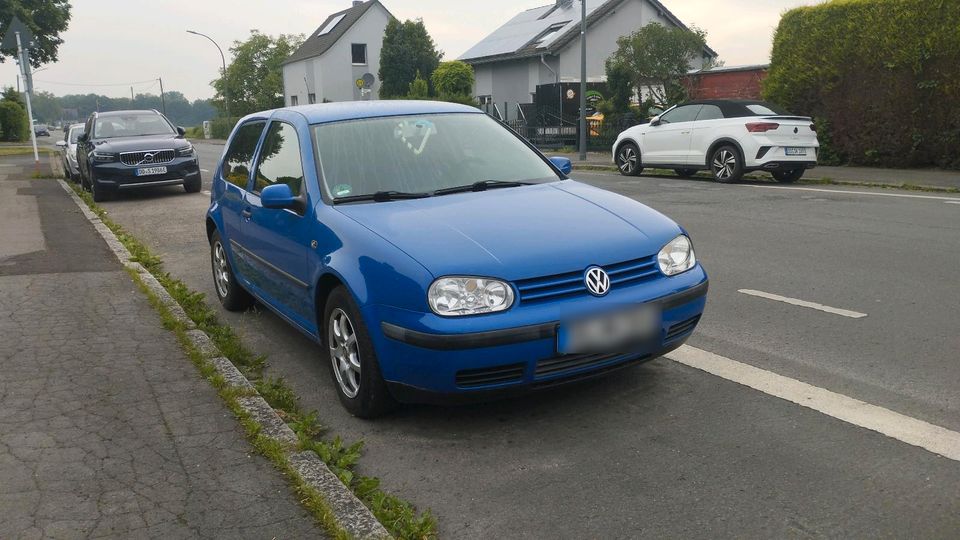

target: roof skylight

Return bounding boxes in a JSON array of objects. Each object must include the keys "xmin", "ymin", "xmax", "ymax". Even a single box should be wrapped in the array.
[{"xmin": 318, "ymin": 13, "xmax": 346, "ymax": 36}]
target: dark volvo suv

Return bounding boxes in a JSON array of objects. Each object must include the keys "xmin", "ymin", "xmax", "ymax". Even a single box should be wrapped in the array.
[{"xmin": 77, "ymin": 109, "xmax": 201, "ymax": 201}]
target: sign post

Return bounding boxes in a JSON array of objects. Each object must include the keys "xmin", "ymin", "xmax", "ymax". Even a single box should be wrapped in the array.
[{"xmin": 2, "ymin": 17, "xmax": 39, "ymax": 166}]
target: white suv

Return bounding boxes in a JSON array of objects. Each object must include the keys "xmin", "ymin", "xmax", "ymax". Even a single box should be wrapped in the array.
[{"xmin": 612, "ymin": 100, "xmax": 820, "ymax": 183}]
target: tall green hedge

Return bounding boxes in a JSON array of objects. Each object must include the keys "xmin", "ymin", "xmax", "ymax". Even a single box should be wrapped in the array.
[
  {"xmin": 764, "ymin": 0, "xmax": 960, "ymax": 168},
  {"xmin": 0, "ymin": 101, "xmax": 30, "ymax": 142},
  {"xmin": 210, "ymin": 117, "xmax": 240, "ymax": 140}
]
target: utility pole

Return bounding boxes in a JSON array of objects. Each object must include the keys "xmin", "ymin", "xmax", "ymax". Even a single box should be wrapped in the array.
[
  {"xmin": 130, "ymin": 86, "xmax": 134, "ymax": 102},
  {"xmin": 15, "ymin": 31, "xmax": 40, "ymax": 166},
  {"xmin": 579, "ymin": 0, "xmax": 588, "ymax": 161},
  {"xmin": 158, "ymin": 77, "xmax": 166, "ymax": 115}
]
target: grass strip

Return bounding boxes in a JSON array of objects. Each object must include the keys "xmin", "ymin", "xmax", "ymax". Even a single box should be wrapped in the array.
[
  {"xmin": 69, "ymin": 182, "xmax": 437, "ymax": 539},
  {"xmin": 0, "ymin": 146, "xmax": 57, "ymax": 157}
]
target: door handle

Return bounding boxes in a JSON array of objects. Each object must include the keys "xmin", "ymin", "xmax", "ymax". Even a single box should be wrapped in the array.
[{"xmin": 241, "ymin": 208, "xmax": 252, "ymax": 220}]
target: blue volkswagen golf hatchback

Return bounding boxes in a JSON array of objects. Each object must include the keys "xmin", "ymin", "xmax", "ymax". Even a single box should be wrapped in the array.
[{"xmin": 206, "ymin": 101, "xmax": 708, "ymax": 417}]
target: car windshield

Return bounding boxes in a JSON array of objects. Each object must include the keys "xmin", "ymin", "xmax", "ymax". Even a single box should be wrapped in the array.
[
  {"xmin": 312, "ymin": 113, "xmax": 559, "ymax": 199},
  {"xmin": 94, "ymin": 113, "xmax": 174, "ymax": 139},
  {"xmin": 69, "ymin": 127, "xmax": 84, "ymax": 143}
]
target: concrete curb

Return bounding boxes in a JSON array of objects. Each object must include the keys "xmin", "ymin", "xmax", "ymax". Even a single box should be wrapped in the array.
[{"xmin": 56, "ymin": 179, "xmax": 392, "ymax": 540}]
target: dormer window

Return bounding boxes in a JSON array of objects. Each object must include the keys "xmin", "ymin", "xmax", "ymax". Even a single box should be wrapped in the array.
[{"xmin": 531, "ymin": 22, "xmax": 569, "ymax": 47}]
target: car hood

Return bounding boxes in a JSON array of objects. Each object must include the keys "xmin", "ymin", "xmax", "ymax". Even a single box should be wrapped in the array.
[
  {"xmin": 334, "ymin": 180, "xmax": 682, "ymax": 280},
  {"xmin": 93, "ymin": 134, "xmax": 188, "ymax": 153}
]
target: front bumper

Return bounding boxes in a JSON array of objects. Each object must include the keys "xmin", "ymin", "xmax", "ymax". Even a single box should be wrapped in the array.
[
  {"xmin": 367, "ymin": 268, "xmax": 708, "ymax": 400},
  {"xmin": 91, "ymin": 156, "xmax": 201, "ymax": 190}
]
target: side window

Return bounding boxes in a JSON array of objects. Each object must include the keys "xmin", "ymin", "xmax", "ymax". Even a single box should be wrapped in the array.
[
  {"xmin": 253, "ymin": 122, "xmax": 305, "ymax": 197},
  {"xmin": 695, "ymin": 105, "xmax": 723, "ymax": 121},
  {"xmin": 352, "ymin": 43, "xmax": 367, "ymax": 65},
  {"xmin": 660, "ymin": 105, "xmax": 702, "ymax": 124},
  {"xmin": 290, "ymin": 95, "xmax": 299, "ymax": 106},
  {"xmin": 222, "ymin": 121, "xmax": 265, "ymax": 189}
]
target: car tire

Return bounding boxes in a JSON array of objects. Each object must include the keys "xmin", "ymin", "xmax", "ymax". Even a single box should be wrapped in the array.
[
  {"xmin": 90, "ymin": 179, "xmax": 112, "ymax": 202},
  {"xmin": 615, "ymin": 142, "xmax": 643, "ymax": 176},
  {"xmin": 324, "ymin": 285, "xmax": 397, "ymax": 418},
  {"xmin": 184, "ymin": 176, "xmax": 202, "ymax": 193},
  {"xmin": 710, "ymin": 145, "xmax": 744, "ymax": 183},
  {"xmin": 772, "ymin": 169, "xmax": 805, "ymax": 183},
  {"xmin": 674, "ymin": 168, "xmax": 698, "ymax": 178},
  {"xmin": 210, "ymin": 231, "xmax": 254, "ymax": 312}
]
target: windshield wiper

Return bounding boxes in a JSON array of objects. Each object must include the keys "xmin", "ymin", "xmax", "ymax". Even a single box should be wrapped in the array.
[
  {"xmin": 433, "ymin": 180, "xmax": 532, "ymax": 197},
  {"xmin": 332, "ymin": 190, "xmax": 432, "ymax": 204}
]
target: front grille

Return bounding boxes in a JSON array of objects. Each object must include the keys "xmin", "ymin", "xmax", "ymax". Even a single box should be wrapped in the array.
[
  {"xmin": 535, "ymin": 351, "xmax": 649, "ymax": 379},
  {"xmin": 665, "ymin": 315, "xmax": 701, "ymax": 341},
  {"xmin": 456, "ymin": 363, "xmax": 525, "ymax": 388},
  {"xmin": 119, "ymin": 149, "xmax": 175, "ymax": 166},
  {"xmin": 514, "ymin": 255, "xmax": 660, "ymax": 304}
]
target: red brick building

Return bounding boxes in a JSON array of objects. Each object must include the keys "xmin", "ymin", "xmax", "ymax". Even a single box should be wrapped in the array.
[{"xmin": 683, "ymin": 64, "xmax": 769, "ymax": 100}]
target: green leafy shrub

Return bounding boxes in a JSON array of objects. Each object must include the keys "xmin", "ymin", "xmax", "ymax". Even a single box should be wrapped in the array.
[
  {"xmin": 0, "ymin": 100, "xmax": 30, "ymax": 142},
  {"xmin": 764, "ymin": 0, "xmax": 960, "ymax": 169},
  {"xmin": 210, "ymin": 116, "xmax": 240, "ymax": 140}
]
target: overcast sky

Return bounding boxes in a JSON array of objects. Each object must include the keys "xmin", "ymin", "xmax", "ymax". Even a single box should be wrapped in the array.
[{"xmin": 1, "ymin": 0, "xmax": 819, "ymax": 101}]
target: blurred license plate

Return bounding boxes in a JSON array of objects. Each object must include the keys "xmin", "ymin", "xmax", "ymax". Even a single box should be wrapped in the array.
[
  {"xmin": 785, "ymin": 147, "xmax": 806, "ymax": 156},
  {"xmin": 136, "ymin": 166, "xmax": 167, "ymax": 176},
  {"xmin": 558, "ymin": 304, "xmax": 660, "ymax": 354}
]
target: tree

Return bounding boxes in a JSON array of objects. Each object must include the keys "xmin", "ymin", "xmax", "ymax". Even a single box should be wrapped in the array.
[
  {"xmin": 0, "ymin": 0, "xmax": 72, "ymax": 67},
  {"xmin": 407, "ymin": 71, "xmax": 429, "ymax": 99},
  {"xmin": 379, "ymin": 19, "xmax": 442, "ymax": 99},
  {"xmin": 0, "ymin": 88, "xmax": 29, "ymax": 141},
  {"xmin": 212, "ymin": 30, "xmax": 304, "ymax": 117},
  {"xmin": 28, "ymin": 90, "xmax": 61, "ymax": 122},
  {"xmin": 431, "ymin": 61, "xmax": 474, "ymax": 99},
  {"xmin": 608, "ymin": 23, "xmax": 708, "ymax": 108}
]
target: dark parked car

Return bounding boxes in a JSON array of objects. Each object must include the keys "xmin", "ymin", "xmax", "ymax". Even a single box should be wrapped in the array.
[
  {"xmin": 77, "ymin": 109, "xmax": 201, "ymax": 201},
  {"xmin": 33, "ymin": 124, "xmax": 50, "ymax": 137}
]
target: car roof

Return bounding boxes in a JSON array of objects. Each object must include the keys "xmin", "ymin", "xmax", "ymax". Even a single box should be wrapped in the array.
[
  {"xmin": 683, "ymin": 99, "xmax": 769, "ymax": 107},
  {"xmin": 245, "ymin": 100, "xmax": 484, "ymax": 125},
  {"xmin": 96, "ymin": 109, "xmax": 160, "ymax": 117}
]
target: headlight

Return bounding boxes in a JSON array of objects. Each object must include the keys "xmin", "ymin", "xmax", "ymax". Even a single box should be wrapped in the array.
[
  {"xmin": 93, "ymin": 151, "xmax": 115, "ymax": 162},
  {"xmin": 657, "ymin": 235, "xmax": 696, "ymax": 276},
  {"xmin": 177, "ymin": 144, "xmax": 195, "ymax": 157},
  {"xmin": 428, "ymin": 277, "xmax": 514, "ymax": 316}
]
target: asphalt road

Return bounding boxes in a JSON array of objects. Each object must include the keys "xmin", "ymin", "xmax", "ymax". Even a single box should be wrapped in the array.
[{"xmin": 92, "ymin": 139, "xmax": 960, "ymax": 538}]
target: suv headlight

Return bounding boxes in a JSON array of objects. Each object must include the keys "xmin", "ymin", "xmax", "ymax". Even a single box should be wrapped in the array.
[
  {"xmin": 177, "ymin": 143, "xmax": 195, "ymax": 157},
  {"xmin": 428, "ymin": 277, "xmax": 514, "ymax": 316},
  {"xmin": 657, "ymin": 235, "xmax": 696, "ymax": 276},
  {"xmin": 93, "ymin": 151, "xmax": 115, "ymax": 162}
]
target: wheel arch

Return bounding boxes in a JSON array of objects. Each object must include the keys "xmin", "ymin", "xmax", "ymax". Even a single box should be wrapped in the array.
[
  {"xmin": 614, "ymin": 137, "xmax": 641, "ymax": 163},
  {"xmin": 205, "ymin": 216, "xmax": 217, "ymax": 243},
  {"xmin": 705, "ymin": 138, "xmax": 746, "ymax": 168},
  {"xmin": 314, "ymin": 272, "xmax": 347, "ymax": 345}
]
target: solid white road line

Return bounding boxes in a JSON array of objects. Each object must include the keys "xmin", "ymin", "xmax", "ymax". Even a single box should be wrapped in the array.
[
  {"xmin": 945, "ymin": 201, "xmax": 960, "ymax": 205},
  {"xmin": 667, "ymin": 345, "xmax": 960, "ymax": 462},
  {"xmin": 743, "ymin": 184, "xmax": 960, "ymax": 202},
  {"xmin": 201, "ymin": 190, "xmax": 211, "ymax": 195},
  {"xmin": 738, "ymin": 289, "xmax": 867, "ymax": 319},
  {"xmin": 200, "ymin": 168, "xmax": 210, "ymax": 172}
]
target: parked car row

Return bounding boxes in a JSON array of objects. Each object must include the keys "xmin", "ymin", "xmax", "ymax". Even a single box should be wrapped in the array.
[{"xmin": 56, "ymin": 123, "xmax": 86, "ymax": 182}]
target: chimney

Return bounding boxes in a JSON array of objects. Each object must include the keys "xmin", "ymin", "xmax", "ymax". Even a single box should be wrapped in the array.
[
  {"xmin": 353, "ymin": 0, "xmax": 363, "ymax": 6},
  {"xmin": 556, "ymin": 0, "xmax": 573, "ymax": 7}
]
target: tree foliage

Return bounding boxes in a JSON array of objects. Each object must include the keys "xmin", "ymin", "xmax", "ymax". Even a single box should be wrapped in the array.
[
  {"xmin": 0, "ymin": 0, "xmax": 71, "ymax": 67},
  {"xmin": 764, "ymin": 0, "xmax": 960, "ymax": 168},
  {"xmin": 0, "ymin": 88, "xmax": 29, "ymax": 141},
  {"xmin": 406, "ymin": 71, "xmax": 429, "ymax": 99},
  {"xmin": 379, "ymin": 18, "xmax": 442, "ymax": 99},
  {"xmin": 212, "ymin": 30, "xmax": 304, "ymax": 117},
  {"xmin": 607, "ymin": 23, "xmax": 708, "ymax": 108},
  {"xmin": 431, "ymin": 61, "xmax": 474, "ymax": 99},
  {"xmin": 28, "ymin": 91, "xmax": 216, "ymax": 126}
]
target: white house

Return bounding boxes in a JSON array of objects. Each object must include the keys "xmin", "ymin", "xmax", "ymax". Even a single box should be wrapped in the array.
[
  {"xmin": 282, "ymin": 0, "xmax": 394, "ymax": 105},
  {"xmin": 459, "ymin": 0, "xmax": 717, "ymax": 114}
]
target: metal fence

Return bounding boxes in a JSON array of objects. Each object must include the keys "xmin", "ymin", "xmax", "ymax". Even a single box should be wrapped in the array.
[{"xmin": 482, "ymin": 101, "xmax": 642, "ymax": 151}]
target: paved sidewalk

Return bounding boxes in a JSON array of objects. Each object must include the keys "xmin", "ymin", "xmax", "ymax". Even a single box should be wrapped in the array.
[
  {"xmin": 0, "ymin": 155, "xmax": 323, "ymax": 538},
  {"xmin": 549, "ymin": 151, "xmax": 960, "ymax": 190}
]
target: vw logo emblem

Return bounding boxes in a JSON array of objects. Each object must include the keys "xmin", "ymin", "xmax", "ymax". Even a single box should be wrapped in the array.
[{"xmin": 584, "ymin": 267, "xmax": 611, "ymax": 297}]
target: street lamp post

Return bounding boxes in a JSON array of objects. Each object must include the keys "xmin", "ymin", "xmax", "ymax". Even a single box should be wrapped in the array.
[
  {"xmin": 579, "ymin": 0, "xmax": 587, "ymax": 161},
  {"xmin": 186, "ymin": 30, "xmax": 230, "ymax": 117}
]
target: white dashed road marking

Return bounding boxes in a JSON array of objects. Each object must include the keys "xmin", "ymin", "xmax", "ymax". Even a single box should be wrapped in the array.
[
  {"xmin": 743, "ymin": 184, "xmax": 960, "ymax": 202},
  {"xmin": 945, "ymin": 201, "xmax": 960, "ymax": 205},
  {"xmin": 200, "ymin": 168, "xmax": 210, "ymax": 172},
  {"xmin": 201, "ymin": 190, "xmax": 211, "ymax": 196},
  {"xmin": 667, "ymin": 345, "xmax": 960, "ymax": 462},
  {"xmin": 738, "ymin": 289, "xmax": 867, "ymax": 319}
]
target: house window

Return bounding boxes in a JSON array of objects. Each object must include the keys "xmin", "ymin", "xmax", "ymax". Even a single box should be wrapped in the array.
[
  {"xmin": 531, "ymin": 22, "xmax": 569, "ymax": 47},
  {"xmin": 308, "ymin": 93, "xmax": 317, "ymax": 104},
  {"xmin": 352, "ymin": 43, "xmax": 367, "ymax": 65},
  {"xmin": 290, "ymin": 95, "xmax": 299, "ymax": 106}
]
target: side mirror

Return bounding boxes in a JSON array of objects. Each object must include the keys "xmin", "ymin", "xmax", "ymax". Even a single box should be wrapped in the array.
[
  {"xmin": 549, "ymin": 156, "xmax": 573, "ymax": 175},
  {"xmin": 650, "ymin": 116, "xmax": 661, "ymax": 127},
  {"xmin": 261, "ymin": 183, "xmax": 302, "ymax": 212},
  {"xmin": 55, "ymin": 140, "xmax": 67, "ymax": 148},
  {"xmin": 177, "ymin": 126, "xmax": 186, "ymax": 136}
]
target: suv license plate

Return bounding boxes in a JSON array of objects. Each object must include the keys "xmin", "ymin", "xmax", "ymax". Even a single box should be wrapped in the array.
[
  {"xmin": 136, "ymin": 166, "xmax": 167, "ymax": 176},
  {"xmin": 785, "ymin": 147, "xmax": 807, "ymax": 156}
]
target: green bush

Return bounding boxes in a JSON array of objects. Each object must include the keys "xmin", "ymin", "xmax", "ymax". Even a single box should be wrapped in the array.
[
  {"xmin": 210, "ymin": 117, "xmax": 240, "ymax": 140},
  {"xmin": 431, "ymin": 61, "xmax": 474, "ymax": 98},
  {"xmin": 764, "ymin": 0, "xmax": 960, "ymax": 169},
  {"xmin": 185, "ymin": 126, "xmax": 204, "ymax": 139},
  {"xmin": 0, "ymin": 101, "xmax": 30, "ymax": 142}
]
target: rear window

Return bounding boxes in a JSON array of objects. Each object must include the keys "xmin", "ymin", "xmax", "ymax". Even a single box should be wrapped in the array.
[{"xmin": 745, "ymin": 103, "xmax": 790, "ymax": 116}]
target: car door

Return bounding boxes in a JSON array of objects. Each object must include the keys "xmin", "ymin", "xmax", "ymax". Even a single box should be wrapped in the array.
[
  {"xmin": 642, "ymin": 104, "xmax": 702, "ymax": 165},
  {"xmin": 217, "ymin": 119, "xmax": 267, "ymax": 253},
  {"xmin": 688, "ymin": 104, "xmax": 725, "ymax": 167},
  {"xmin": 238, "ymin": 118, "xmax": 315, "ymax": 327}
]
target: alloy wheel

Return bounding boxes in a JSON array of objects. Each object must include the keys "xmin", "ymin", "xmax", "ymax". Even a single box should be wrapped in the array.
[
  {"xmin": 712, "ymin": 149, "xmax": 737, "ymax": 181},
  {"xmin": 213, "ymin": 241, "xmax": 230, "ymax": 298},
  {"xmin": 329, "ymin": 308, "xmax": 361, "ymax": 398},
  {"xmin": 618, "ymin": 146, "xmax": 638, "ymax": 174}
]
